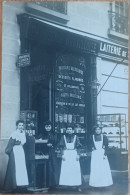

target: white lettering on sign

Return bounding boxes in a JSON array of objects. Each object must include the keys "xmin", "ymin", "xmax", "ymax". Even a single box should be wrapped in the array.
[
  {"xmin": 17, "ymin": 53, "xmax": 30, "ymax": 67},
  {"xmin": 100, "ymin": 42, "xmax": 127, "ymax": 59},
  {"xmin": 100, "ymin": 42, "xmax": 121, "ymax": 56},
  {"xmin": 122, "ymin": 51, "xmax": 127, "ymax": 58}
]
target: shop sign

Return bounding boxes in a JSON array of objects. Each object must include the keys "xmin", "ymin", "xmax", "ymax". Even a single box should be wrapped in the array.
[
  {"xmin": 20, "ymin": 110, "xmax": 37, "ymax": 135},
  {"xmin": 17, "ymin": 53, "xmax": 30, "ymax": 67},
  {"xmin": 99, "ymin": 42, "xmax": 128, "ymax": 59},
  {"xmin": 55, "ymin": 54, "xmax": 86, "ymax": 126}
]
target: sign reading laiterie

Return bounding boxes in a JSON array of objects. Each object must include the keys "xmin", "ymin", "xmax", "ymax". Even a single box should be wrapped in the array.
[
  {"xmin": 99, "ymin": 42, "xmax": 128, "ymax": 59},
  {"xmin": 17, "ymin": 53, "xmax": 30, "ymax": 67}
]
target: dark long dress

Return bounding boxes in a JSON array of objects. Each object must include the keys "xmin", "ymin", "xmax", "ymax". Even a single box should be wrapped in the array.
[
  {"xmin": 45, "ymin": 132, "xmax": 58, "ymax": 187},
  {"xmin": 58, "ymin": 134, "xmax": 82, "ymax": 153},
  {"xmin": 4, "ymin": 138, "xmax": 17, "ymax": 190},
  {"xmin": 4, "ymin": 131, "xmax": 28, "ymax": 190}
]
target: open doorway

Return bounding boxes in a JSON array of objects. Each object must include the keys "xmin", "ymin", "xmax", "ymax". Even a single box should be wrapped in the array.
[{"xmin": 30, "ymin": 79, "xmax": 50, "ymax": 135}]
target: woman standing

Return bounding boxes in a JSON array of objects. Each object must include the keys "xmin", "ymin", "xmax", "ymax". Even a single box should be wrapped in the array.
[
  {"xmin": 59, "ymin": 125, "xmax": 82, "ymax": 188},
  {"xmin": 89, "ymin": 125, "xmax": 113, "ymax": 187},
  {"xmin": 44, "ymin": 120, "xmax": 58, "ymax": 188},
  {"xmin": 4, "ymin": 120, "xmax": 29, "ymax": 191}
]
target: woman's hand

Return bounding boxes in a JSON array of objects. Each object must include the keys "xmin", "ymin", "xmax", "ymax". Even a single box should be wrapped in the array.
[
  {"xmin": 47, "ymin": 143, "xmax": 52, "ymax": 147},
  {"xmin": 62, "ymin": 155, "xmax": 66, "ymax": 161},
  {"xmin": 92, "ymin": 147, "xmax": 95, "ymax": 151},
  {"xmin": 15, "ymin": 140, "xmax": 21, "ymax": 145},
  {"xmin": 76, "ymin": 155, "xmax": 80, "ymax": 161}
]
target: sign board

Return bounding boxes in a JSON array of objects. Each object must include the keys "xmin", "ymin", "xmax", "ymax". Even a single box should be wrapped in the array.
[
  {"xmin": 99, "ymin": 42, "xmax": 128, "ymax": 60},
  {"xmin": 20, "ymin": 110, "xmax": 38, "ymax": 135},
  {"xmin": 55, "ymin": 54, "xmax": 86, "ymax": 132},
  {"xmin": 17, "ymin": 53, "xmax": 30, "ymax": 67}
]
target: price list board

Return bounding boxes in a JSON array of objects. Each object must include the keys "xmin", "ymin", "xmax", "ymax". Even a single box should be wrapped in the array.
[
  {"xmin": 55, "ymin": 54, "xmax": 87, "ymax": 132},
  {"xmin": 20, "ymin": 110, "xmax": 38, "ymax": 135}
]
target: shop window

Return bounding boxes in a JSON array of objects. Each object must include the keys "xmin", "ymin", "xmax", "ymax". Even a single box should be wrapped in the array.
[
  {"xmin": 25, "ymin": 1, "xmax": 69, "ymax": 24},
  {"xmin": 54, "ymin": 54, "xmax": 87, "ymax": 134},
  {"xmin": 32, "ymin": 1, "xmax": 67, "ymax": 15},
  {"xmin": 108, "ymin": 2, "xmax": 129, "ymax": 40}
]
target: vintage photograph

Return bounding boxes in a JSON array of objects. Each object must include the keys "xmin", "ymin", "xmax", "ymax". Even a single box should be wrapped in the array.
[{"xmin": 0, "ymin": 1, "xmax": 129, "ymax": 194}]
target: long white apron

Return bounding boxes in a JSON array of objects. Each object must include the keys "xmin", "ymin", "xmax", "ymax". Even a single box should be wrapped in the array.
[
  {"xmin": 12, "ymin": 131, "xmax": 29, "ymax": 186},
  {"xmin": 59, "ymin": 135, "xmax": 82, "ymax": 186},
  {"xmin": 89, "ymin": 134, "xmax": 113, "ymax": 187}
]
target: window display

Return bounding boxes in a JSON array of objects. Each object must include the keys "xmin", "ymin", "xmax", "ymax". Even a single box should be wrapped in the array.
[
  {"xmin": 97, "ymin": 114, "xmax": 128, "ymax": 154},
  {"xmin": 55, "ymin": 54, "xmax": 87, "ymax": 134}
]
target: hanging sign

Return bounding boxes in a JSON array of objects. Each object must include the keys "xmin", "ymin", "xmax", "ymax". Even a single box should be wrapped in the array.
[{"xmin": 17, "ymin": 53, "xmax": 30, "ymax": 67}]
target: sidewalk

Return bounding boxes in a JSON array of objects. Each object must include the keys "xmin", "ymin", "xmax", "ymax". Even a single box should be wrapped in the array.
[
  {"xmin": 0, "ymin": 170, "xmax": 128, "ymax": 194},
  {"xmin": 49, "ymin": 170, "xmax": 128, "ymax": 195}
]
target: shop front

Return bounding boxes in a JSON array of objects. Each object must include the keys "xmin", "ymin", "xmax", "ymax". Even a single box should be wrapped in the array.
[
  {"xmin": 17, "ymin": 13, "xmax": 99, "ymax": 190},
  {"xmin": 17, "ymin": 13, "xmax": 128, "ymax": 190}
]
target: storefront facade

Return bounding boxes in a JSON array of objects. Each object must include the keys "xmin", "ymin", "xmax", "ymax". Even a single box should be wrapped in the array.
[{"xmin": 0, "ymin": 1, "xmax": 128, "ymax": 189}]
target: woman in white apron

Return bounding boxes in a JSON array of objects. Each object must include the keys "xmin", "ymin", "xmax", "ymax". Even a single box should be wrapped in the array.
[
  {"xmin": 89, "ymin": 126, "xmax": 113, "ymax": 187},
  {"xmin": 4, "ymin": 120, "xmax": 29, "ymax": 191},
  {"xmin": 59, "ymin": 125, "xmax": 82, "ymax": 187}
]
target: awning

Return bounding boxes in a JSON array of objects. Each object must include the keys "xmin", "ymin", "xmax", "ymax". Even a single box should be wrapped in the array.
[{"xmin": 17, "ymin": 14, "xmax": 128, "ymax": 62}]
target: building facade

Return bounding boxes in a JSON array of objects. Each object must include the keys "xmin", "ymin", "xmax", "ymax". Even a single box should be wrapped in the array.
[{"xmin": 0, "ymin": 1, "xmax": 129, "ymax": 189}]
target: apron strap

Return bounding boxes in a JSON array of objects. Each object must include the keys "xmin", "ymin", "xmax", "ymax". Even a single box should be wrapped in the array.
[
  {"xmin": 73, "ymin": 135, "xmax": 76, "ymax": 143},
  {"xmin": 93, "ymin": 134, "xmax": 103, "ymax": 149},
  {"xmin": 101, "ymin": 134, "xmax": 103, "ymax": 148},
  {"xmin": 64, "ymin": 135, "xmax": 67, "ymax": 145},
  {"xmin": 93, "ymin": 135, "xmax": 95, "ymax": 148}
]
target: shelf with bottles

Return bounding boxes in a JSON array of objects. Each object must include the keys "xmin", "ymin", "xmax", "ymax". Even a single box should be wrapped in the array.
[
  {"xmin": 55, "ymin": 107, "xmax": 86, "ymax": 119},
  {"xmin": 55, "ymin": 122, "xmax": 86, "ymax": 134},
  {"xmin": 55, "ymin": 105, "xmax": 85, "ymax": 124}
]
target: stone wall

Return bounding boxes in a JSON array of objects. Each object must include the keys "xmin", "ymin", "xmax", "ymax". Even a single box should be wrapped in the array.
[{"xmin": 0, "ymin": 2, "xmax": 25, "ymax": 189}]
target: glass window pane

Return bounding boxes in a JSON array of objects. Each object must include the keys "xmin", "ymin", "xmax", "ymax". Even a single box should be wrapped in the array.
[
  {"xmin": 120, "ymin": 7, "xmax": 124, "ymax": 16},
  {"xmin": 120, "ymin": 2, "xmax": 124, "ymax": 7},
  {"xmin": 115, "ymin": 5, "xmax": 119, "ymax": 14},
  {"xmin": 115, "ymin": 2, "xmax": 119, "ymax": 6}
]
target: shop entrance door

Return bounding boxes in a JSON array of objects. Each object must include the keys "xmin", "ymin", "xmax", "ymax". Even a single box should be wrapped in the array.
[{"xmin": 30, "ymin": 79, "xmax": 50, "ymax": 135}]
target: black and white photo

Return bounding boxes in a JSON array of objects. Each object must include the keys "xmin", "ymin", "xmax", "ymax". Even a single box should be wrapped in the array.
[{"xmin": 0, "ymin": 1, "xmax": 129, "ymax": 194}]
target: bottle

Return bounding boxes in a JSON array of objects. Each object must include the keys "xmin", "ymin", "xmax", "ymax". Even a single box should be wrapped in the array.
[
  {"xmin": 68, "ymin": 114, "xmax": 72, "ymax": 123},
  {"xmin": 80, "ymin": 116, "xmax": 84, "ymax": 124},
  {"xmin": 63, "ymin": 113, "xmax": 67, "ymax": 123},
  {"xmin": 55, "ymin": 113, "xmax": 59, "ymax": 123}
]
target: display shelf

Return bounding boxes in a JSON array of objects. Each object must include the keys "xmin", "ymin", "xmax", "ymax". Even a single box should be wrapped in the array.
[
  {"xmin": 97, "ymin": 114, "xmax": 128, "ymax": 152},
  {"xmin": 35, "ymin": 154, "xmax": 49, "ymax": 160},
  {"xmin": 35, "ymin": 139, "xmax": 48, "ymax": 143}
]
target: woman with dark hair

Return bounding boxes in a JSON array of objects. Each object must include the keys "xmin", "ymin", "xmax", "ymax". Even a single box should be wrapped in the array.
[
  {"xmin": 89, "ymin": 125, "xmax": 113, "ymax": 187},
  {"xmin": 44, "ymin": 120, "xmax": 58, "ymax": 188},
  {"xmin": 4, "ymin": 120, "xmax": 29, "ymax": 191},
  {"xmin": 58, "ymin": 124, "xmax": 82, "ymax": 189}
]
